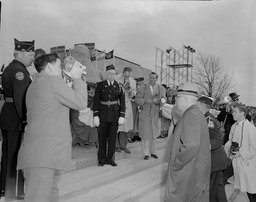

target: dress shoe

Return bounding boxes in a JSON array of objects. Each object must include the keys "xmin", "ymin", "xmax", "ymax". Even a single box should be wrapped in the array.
[
  {"xmin": 115, "ymin": 147, "xmax": 122, "ymax": 152},
  {"xmin": 151, "ymin": 154, "xmax": 158, "ymax": 159},
  {"xmin": 98, "ymin": 163, "xmax": 105, "ymax": 167},
  {"xmin": 121, "ymin": 147, "xmax": 131, "ymax": 154},
  {"xmin": 144, "ymin": 155, "xmax": 149, "ymax": 160},
  {"xmin": 107, "ymin": 161, "xmax": 118, "ymax": 167}
]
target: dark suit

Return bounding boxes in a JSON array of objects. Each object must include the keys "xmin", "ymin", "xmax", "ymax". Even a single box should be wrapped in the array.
[
  {"xmin": 0, "ymin": 60, "xmax": 31, "ymax": 199},
  {"xmin": 217, "ymin": 107, "xmax": 235, "ymax": 144},
  {"xmin": 205, "ymin": 111, "xmax": 229, "ymax": 202},
  {"xmin": 93, "ymin": 80, "xmax": 125, "ymax": 164}
]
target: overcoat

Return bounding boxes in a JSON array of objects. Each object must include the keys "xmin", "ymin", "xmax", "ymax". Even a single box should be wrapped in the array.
[
  {"xmin": 165, "ymin": 104, "xmax": 211, "ymax": 202},
  {"xmin": 134, "ymin": 84, "xmax": 166, "ymax": 140},
  {"xmin": 117, "ymin": 76, "xmax": 136, "ymax": 132},
  {"xmin": 17, "ymin": 73, "xmax": 87, "ymax": 171},
  {"xmin": 225, "ymin": 119, "xmax": 256, "ymax": 193}
]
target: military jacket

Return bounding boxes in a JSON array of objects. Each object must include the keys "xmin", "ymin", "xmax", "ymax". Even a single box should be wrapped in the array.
[
  {"xmin": 0, "ymin": 60, "xmax": 31, "ymax": 131},
  {"xmin": 205, "ymin": 111, "xmax": 228, "ymax": 172},
  {"xmin": 93, "ymin": 80, "xmax": 125, "ymax": 122}
]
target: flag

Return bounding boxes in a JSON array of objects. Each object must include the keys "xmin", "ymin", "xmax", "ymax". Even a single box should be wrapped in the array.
[{"xmin": 105, "ymin": 50, "xmax": 114, "ymax": 60}]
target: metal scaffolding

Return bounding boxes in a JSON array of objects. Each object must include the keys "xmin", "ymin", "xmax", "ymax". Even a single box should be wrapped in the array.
[{"xmin": 155, "ymin": 45, "xmax": 195, "ymax": 88}]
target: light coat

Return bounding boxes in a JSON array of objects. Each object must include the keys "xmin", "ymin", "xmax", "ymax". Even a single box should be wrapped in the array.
[
  {"xmin": 117, "ymin": 76, "xmax": 136, "ymax": 132},
  {"xmin": 164, "ymin": 104, "xmax": 211, "ymax": 202},
  {"xmin": 225, "ymin": 119, "xmax": 256, "ymax": 193},
  {"xmin": 134, "ymin": 83, "xmax": 166, "ymax": 140},
  {"xmin": 17, "ymin": 73, "xmax": 87, "ymax": 171}
]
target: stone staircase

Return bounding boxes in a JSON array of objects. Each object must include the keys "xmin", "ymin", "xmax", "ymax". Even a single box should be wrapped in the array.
[
  {"xmin": 1, "ymin": 138, "xmax": 250, "ymax": 202},
  {"xmin": 58, "ymin": 139, "xmax": 167, "ymax": 202}
]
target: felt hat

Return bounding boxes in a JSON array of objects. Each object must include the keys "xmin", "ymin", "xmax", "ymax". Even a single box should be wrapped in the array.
[
  {"xmin": 229, "ymin": 92, "xmax": 240, "ymax": 101},
  {"xmin": 176, "ymin": 82, "xmax": 200, "ymax": 97},
  {"xmin": 198, "ymin": 96, "xmax": 214, "ymax": 107}
]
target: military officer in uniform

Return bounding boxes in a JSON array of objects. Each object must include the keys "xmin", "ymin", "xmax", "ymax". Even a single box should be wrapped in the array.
[
  {"xmin": 0, "ymin": 38, "xmax": 35, "ymax": 200},
  {"xmin": 93, "ymin": 65, "xmax": 125, "ymax": 167},
  {"xmin": 197, "ymin": 96, "xmax": 229, "ymax": 202}
]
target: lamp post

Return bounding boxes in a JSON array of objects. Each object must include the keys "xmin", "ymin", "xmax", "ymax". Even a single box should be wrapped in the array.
[{"xmin": 184, "ymin": 45, "xmax": 196, "ymax": 82}]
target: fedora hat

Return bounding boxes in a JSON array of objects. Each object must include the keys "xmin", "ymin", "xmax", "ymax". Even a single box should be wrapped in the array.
[
  {"xmin": 198, "ymin": 96, "xmax": 214, "ymax": 107},
  {"xmin": 229, "ymin": 92, "xmax": 240, "ymax": 101},
  {"xmin": 176, "ymin": 82, "xmax": 200, "ymax": 98}
]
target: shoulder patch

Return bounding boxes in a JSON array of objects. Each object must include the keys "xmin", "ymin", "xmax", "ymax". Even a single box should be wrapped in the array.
[{"xmin": 15, "ymin": 72, "xmax": 24, "ymax": 80}]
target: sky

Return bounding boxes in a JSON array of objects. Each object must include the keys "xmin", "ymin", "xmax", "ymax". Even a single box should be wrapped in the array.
[{"xmin": 0, "ymin": 0, "xmax": 255, "ymax": 105}]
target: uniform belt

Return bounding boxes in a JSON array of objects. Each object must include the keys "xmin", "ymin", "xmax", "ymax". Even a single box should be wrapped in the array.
[
  {"xmin": 5, "ymin": 97, "xmax": 14, "ymax": 103},
  {"xmin": 100, "ymin": 101, "xmax": 118, "ymax": 106}
]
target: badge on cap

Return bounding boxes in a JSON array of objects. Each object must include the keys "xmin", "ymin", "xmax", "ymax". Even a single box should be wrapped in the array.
[{"xmin": 16, "ymin": 72, "xmax": 24, "ymax": 80}]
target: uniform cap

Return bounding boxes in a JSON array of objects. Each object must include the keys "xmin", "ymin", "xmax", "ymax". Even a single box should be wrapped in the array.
[
  {"xmin": 106, "ymin": 64, "xmax": 115, "ymax": 71},
  {"xmin": 136, "ymin": 77, "xmax": 144, "ymax": 82},
  {"xmin": 14, "ymin": 38, "xmax": 35, "ymax": 52}
]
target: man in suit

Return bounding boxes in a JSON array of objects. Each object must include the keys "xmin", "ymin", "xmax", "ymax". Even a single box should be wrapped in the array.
[
  {"xmin": 197, "ymin": 96, "xmax": 228, "ymax": 202},
  {"xmin": 164, "ymin": 82, "xmax": 211, "ymax": 202},
  {"xmin": 134, "ymin": 72, "xmax": 166, "ymax": 160},
  {"xmin": 0, "ymin": 38, "xmax": 35, "ymax": 200},
  {"xmin": 93, "ymin": 65, "xmax": 125, "ymax": 167}
]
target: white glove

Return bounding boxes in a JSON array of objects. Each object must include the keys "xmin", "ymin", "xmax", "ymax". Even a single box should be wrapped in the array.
[
  {"xmin": 118, "ymin": 117, "xmax": 125, "ymax": 125},
  {"xmin": 93, "ymin": 116, "xmax": 100, "ymax": 127},
  {"xmin": 161, "ymin": 98, "xmax": 167, "ymax": 104}
]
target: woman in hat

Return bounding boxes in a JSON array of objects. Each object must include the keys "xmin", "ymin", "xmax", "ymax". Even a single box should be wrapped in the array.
[{"xmin": 17, "ymin": 53, "xmax": 87, "ymax": 202}]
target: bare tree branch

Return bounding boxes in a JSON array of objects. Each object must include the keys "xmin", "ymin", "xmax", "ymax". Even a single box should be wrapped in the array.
[{"xmin": 194, "ymin": 52, "xmax": 233, "ymax": 102}]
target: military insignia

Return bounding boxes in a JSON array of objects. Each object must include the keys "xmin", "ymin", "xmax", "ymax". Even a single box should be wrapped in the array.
[
  {"xmin": 16, "ymin": 72, "xmax": 24, "ymax": 80},
  {"xmin": 208, "ymin": 120, "xmax": 214, "ymax": 128}
]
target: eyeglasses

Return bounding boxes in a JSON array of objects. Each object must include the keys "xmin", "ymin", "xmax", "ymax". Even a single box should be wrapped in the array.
[{"xmin": 233, "ymin": 99, "xmax": 239, "ymax": 102}]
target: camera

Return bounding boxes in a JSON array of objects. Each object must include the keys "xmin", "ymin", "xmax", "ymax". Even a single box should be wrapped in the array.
[{"xmin": 230, "ymin": 141, "xmax": 239, "ymax": 154}]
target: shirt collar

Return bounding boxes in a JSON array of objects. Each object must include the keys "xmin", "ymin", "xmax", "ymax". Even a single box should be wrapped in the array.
[
  {"xmin": 236, "ymin": 119, "xmax": 245, "ymax": 125},
  {"xmin": 107, "ymin": 80, "xmax": 113, "ymax": 86}
]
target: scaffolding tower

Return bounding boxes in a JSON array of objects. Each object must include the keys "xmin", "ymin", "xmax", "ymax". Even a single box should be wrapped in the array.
[{"xmin": 155, "ymin": 45, "xmax": 195, "ymax": 88}]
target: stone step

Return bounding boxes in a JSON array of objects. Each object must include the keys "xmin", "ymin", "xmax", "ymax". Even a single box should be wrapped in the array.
[
  {"xmin": 64, "ymin": 138, "xmax": 167, "ymax": 173},
  {"xmin": 59, "ymin": 144, "xmax": 167, "ymax": 198},
  {"xmin": 126, "ymin": 182, "xmax": 165, "ymax": 202},
  {"xmin": 60, "ymin": 162, "xmax": 168, "ymax": 202}
]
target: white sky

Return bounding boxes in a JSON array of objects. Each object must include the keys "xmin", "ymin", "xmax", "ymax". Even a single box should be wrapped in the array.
[{"xmin": 0, "ymin": 0, "xmax": 255, "ymax": 105}]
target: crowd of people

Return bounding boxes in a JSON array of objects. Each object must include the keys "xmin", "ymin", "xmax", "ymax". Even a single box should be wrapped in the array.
[{"xmin": 0, "ymin": 38, "xmax": 256, "ymax": 202}]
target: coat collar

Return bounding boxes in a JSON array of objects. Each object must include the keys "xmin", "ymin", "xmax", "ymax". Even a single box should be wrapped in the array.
[{"xmin": 13, "ymin": 59, "xmax": 27, "ymax": 71}]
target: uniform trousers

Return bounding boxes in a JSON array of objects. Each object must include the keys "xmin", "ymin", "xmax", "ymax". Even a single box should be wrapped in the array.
[
  {"xmin": 0, "ymin": 130, "xmax": 24, "ymax": 200},
  {"xmin": 116, "ymin": 131, "xmax": 128, "ymax": 149},
  {"xmin": 24, "ymin": 167, "xmax": 59, "ymax": 202},
  {"xmin": 141, "ymin": 138, "xmax": 157, "ymax": 156},
  {"xmin": 210, "ymin": 170, "xmax": 227, "ymax": 202},
  {"xmin": 97, "ymin": 122, "xmax": 118, "ymax": 164}
]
